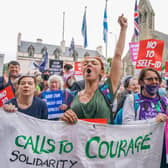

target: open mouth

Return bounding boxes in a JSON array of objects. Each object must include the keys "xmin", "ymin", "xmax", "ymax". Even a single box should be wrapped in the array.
[{"xmin": 87, "ymin": 68, "xmax": 91, "ymax": 74}]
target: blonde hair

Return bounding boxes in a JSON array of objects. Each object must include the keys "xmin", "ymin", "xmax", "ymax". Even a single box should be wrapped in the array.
[{"xmin": 48, "ymin": 74, "xmax": 64, "ymax": 90}]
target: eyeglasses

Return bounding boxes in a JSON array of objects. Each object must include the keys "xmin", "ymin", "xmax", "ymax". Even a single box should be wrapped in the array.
[{"xmin": 144, "ymin": 77, "xmax": 159, "ymax": 82}]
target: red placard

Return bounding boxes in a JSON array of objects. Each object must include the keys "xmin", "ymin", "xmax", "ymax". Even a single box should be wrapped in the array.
[
  {"xmin": 0, "ymin": 86, "xmax": 15, "ymax": 107},
  {"xmin": 136, "ymin": 39, "xmax": 164, "ymax": 71},
  {"xmin": 164, "ymin": 62, "xmax": 168, "ymax": 78},
  {"xmin": 165, "ymin": 62, "xmax": 168, "ymax": 73},
  {"xmin": 74, "ymin": 62, "xmax": 83, "ymax": 76},
  {"xmin": 80, "ymin": 118, "xmax": 107, "ymax": 124}
]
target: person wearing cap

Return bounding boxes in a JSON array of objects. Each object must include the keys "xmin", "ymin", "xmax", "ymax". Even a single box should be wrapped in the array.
[
  {"xmin": 60, "ymin": 15, "xmax": 127, "ymax": 124},
  {"xmin": 3, "ymin": 74, "xmax": 48, "ymax": 119},
  {"xmin": 0, "ymin": 60, "xmax": 21, "ymax": 94}
]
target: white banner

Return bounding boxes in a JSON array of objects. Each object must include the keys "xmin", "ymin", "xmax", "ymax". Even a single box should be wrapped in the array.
[{"xmin": 0, "ymin": 109, "xmax": 164, "ymax": 168}]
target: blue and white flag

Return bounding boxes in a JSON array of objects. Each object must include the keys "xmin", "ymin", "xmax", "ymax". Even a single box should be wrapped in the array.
[
  {"xmin": 81, "ymin": 7, "xmax": 88, "ymax": 48},
  {"xmin": 103, "ymin": 0, "xmax": 108, "ymax": 43}
]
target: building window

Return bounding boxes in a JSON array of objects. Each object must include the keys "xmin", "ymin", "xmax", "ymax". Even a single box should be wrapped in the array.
[
  {"xmin": 73, "ymin": 50, "xmax": 78, "ymax": 61},
  {"xmin": 41, "ymin": 47, "xmax": 47, "ymax": 57},
  {"xmin": 53, "ymin": 48, "xmax": 61, "ymax": 60},
  {"xmin": 149, "ymin": 13, "xmax": 153, "ymax": 29},
  {"xmin": 139, "ymin": 12, "xmax": 142, "ymax": 24},
  {"xmin": 84, "ymin": 52, "xmax": 90, "ymax": 58},
  {"xmin": 142, "ymin": 12, "xmax": 147, "ymax": 23},
  {"xmin": 28, "ymin": 45, "xmax": 35, "ymax": 57}
]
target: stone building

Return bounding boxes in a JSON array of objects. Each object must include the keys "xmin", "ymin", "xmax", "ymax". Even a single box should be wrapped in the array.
[
  {"xmin": 16, "ymin": 33, "xmax": 104, "ymax": 73},
  {"xmin": 0, "ymin": 54, "xmax": 4, "ymax": 76},
  {"xmin": 123, "ymin": 0, "xmax": 168, "ymax": 76}
]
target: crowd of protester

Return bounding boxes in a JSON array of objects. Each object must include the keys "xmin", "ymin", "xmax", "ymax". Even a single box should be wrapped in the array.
[{"xmin": 1, "ymin": 15, "xmax": 168, "ymax": 167}]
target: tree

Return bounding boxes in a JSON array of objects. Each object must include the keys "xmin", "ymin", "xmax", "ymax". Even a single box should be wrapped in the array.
[{"xmin": 107, "ymin": 58, "xmax": 112, "ymax": 66}]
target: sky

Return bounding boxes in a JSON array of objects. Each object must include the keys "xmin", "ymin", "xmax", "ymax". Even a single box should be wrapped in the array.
[{"xmin": 0, "ymin": 0, "xmax": 167, "ymax": 63}]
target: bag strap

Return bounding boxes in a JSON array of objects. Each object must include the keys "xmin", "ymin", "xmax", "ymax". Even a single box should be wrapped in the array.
[
  {"xmin": 159, "ymin": 96, "xmax": 167, "ymax": 113},
  {"xmin": 99, "ymin": 84, "xmax": 114, "ymax": 124},
  {"xmin": 134, "ymin": 93, "xmax": 140, "ymax": 119}
]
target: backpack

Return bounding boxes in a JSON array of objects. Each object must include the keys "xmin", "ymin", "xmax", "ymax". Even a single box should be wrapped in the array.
[
  {"xmin": 114, "ymin": 94, "xmax": 168, "ymax": 125},
  {"xmin": 114, "ymin": 94, "xmax": 140, "ymax": 125},
  {"xmin": 99, "ymin": 82, "xmax": 120, "ymax": 124},
  {"xmin": 65, "ymin": 81, "xmax": 119, "ymax": 124}
]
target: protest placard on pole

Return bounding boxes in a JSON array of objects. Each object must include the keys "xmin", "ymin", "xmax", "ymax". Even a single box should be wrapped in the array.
[{"xmin": 136, "ymin": 39, "xmax": 164, "ymax": 71}]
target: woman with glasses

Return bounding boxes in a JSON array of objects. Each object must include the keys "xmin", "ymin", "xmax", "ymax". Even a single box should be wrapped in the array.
[{"xmin": 122, "ymin": 67, "xmax": 168, "ymax": 168}]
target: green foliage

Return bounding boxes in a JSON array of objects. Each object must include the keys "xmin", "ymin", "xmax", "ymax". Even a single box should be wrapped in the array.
[{"xmin": 107, "ymin": 58, "xmax": 112, "ymax": 66}]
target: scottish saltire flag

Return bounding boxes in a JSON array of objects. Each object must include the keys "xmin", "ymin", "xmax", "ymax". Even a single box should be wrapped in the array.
[
  {"xmin": 134, "ymin": 0, "xmax": 139, "ymax": 37},
  {"xmin": 81, "ymin": 7, "xmax": 88, "ymax": 48},
  {"xmin": 103, "ymin": 0, "xmax": 108, "ymax": 43},
  {"xmin": 69, "ymin": 38, "xmax": 75, "ymax": 54},
  {"xmin": 33, "ymin": 51, "xmax": 48, "ymax": 73}
]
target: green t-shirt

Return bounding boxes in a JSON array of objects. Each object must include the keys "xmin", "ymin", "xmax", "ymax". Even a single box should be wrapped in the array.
[
  {"xmin": 71, "ymin": 78, "xmax": 115, "ymax": 123},
  {"xmin": 36, "ymin": 85, "xmax": 41, "ymax": 92}
]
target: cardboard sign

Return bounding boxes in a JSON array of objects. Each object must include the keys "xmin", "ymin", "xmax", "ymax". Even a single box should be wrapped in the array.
[
  {"xmin": 0, "ymin": 86, "xmax": 14, "ymax": 107},
  {"xmin": 42, "ymin": 90, "xmax": 64, "ymax": 119},
  {"xmin": 136, "ymin": 39, "xmax": 164, "ymax": 71},
  {"xmin": 129, "ymin": 42, "xmax": 139, "ymax": 65}
]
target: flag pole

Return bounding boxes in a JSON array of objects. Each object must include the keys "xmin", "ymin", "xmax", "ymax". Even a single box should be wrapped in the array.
[
  {"xmin": 103, "ymin": 0, "xmax": 108, "ymax": 60},
  {"xmin": 62, "ymin": 11, "xmax": 65, "ymax": 41},
  {"xmin": 105, "ymin": 36, "xmax": 108, "ymax": 59}
]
